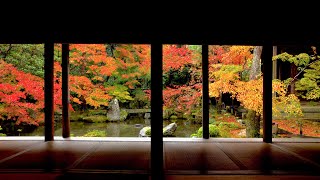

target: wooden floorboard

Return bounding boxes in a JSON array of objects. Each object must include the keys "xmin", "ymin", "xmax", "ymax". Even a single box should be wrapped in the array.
[{"xmin": 0, "ymin": 138, "xmax": 319, "ymax": 179}]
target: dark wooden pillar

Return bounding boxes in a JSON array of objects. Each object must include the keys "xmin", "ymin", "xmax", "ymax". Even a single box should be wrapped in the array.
[
  {"xmin": 44, "ymin": 42, "xmax": 55, "ymax": 141},
  {"xmin": 263, "ymin": 43, "xmax": 273, "ymax": 143},
  {"xmin": 151, "ymin": 43, "xmax": 164, "ymax": 180},
  {"xmin": 62, "ymin": 44, "xmax": 70, "ymax": 138},
  {"xmin": 202, "ymin": 44, "xmax": 209, "ymax": 139}
]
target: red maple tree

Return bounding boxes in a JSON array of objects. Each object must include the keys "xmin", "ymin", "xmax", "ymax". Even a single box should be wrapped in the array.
[{"xmin": 0, "ymin": 60, "xmax": 45, "ymax": 125}]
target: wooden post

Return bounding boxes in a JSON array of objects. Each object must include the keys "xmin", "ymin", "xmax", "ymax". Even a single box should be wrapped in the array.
[
  {"xmin": 263, "ymin": 43, "xmax": 273, "ymax": 143},
  {"xmin": 62, "ymin": 44, "xmax": 70, "ymax": 138},
  {"xmin": 202, "ymin": 44, "xmax": 209, "ymax": 139},
  {"xmin": 44, "ymin": 42, "xmax": 54, "ymax": 141},
  {"xmin": 151, "ymin": 43, "xmax": 164, "ymax": 180}
]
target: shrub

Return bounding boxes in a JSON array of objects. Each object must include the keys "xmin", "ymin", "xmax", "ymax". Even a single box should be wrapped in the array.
[
  {"xmin": 196, "ymin": 124, "xmax": 221, "ymax": 137},
  {"xmin": 145, "ymin": 127, "xmax": 151, "ymax": 136}
]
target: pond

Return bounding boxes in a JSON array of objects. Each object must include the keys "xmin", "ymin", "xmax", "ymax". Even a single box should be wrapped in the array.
[{"xmin": 21, "ymin": 117, "xmax": 202, "ymax": 137}]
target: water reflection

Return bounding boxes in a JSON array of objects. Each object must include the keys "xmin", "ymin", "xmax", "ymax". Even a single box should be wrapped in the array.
[{"xmin": 22, "ymin": 117, "xmax": 201, "ymax": 137}]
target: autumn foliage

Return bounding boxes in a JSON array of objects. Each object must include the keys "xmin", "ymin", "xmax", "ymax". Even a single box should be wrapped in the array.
[
  {"xmin": 66, "ymin": 44, "xmax": 151, "ymax": 109},
  {"xmin": 162, "ymin": 45, "xmax": 202, "ymax": 116},
  {"xmin": 70, "ymin": 44, "xmax": 117, "ymax": 77},
  {"xmin": 0, "ymin": 60, "xmax": 45, "ymax": 125},
  {"xmin": 163, "ymin": 45, "xmax": 193, "ymax": 71},
  {"xmin": 0, "ymin": 43, "xmax": 311, "ymax": 137},
  {"xmin": 0, "ymin": 44, "xmax": 152, "ymax": 127},
  {"xmin": 208, "ymin": 45, "xmax": 303, "ymax": 119},
  {"xmin": 163, "ymin": 84, "xmax": 202, "ymax": 114}
]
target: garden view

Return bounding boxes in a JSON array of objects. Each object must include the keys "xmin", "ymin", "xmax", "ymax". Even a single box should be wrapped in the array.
[{"xmin": 0, "ymin": 44, "xmax": 319, "ymax": 138}]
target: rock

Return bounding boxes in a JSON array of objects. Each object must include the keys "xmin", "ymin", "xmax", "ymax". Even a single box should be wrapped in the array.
[
  {"xmin": 237, "ymin": 119, "xmax": 246, "ymax": 126},
  {"xmin": 163, "ymin": 122, "xmax": 177, "ymax": 137},
  {"xmin": 238, "ymin": 129, "xmax": 246, "ymax": 137},
  {"xmin": 144, "ymin": 112, "xmax": 151, "ymax": 119},
  {"xmin": 272, "ymin": 123, "xmax": 278, "ymax": 134},
  {"xmin": 107, "ymin": 98, "xmax": 120, "ymax": 121},
  {"xmin": 135, "ymin": 124, "xmax": 143, "ymax": 128},
  {"xmin": 138, "ymin": 122, "xmax": 178, "ymax": 137},
  {"xmin": 139, "ymin": 126, "xmax": 151, "ymax": 137}
]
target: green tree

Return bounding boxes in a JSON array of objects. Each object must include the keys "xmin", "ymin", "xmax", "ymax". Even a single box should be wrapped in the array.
[
  {"xmin": 273, "ymin": 46, "xmax": 320, "ymax": 101},
  {"xmin": 0, "ymin": 44, "xmax": 44, "ymax": 77},
  {"xmin": 106, "ymin": 44, "xmax": 151, "ymax": 108}
]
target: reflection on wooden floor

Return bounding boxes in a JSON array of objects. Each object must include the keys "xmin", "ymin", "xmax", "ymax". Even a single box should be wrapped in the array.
[{"xmin": 0, "ymin": 137, "xmax": 319, "ymax": 179}]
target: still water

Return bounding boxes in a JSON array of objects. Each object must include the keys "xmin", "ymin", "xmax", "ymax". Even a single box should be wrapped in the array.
[{"xmin": 22, "ymin": 117, "xmax": 201, "ymax": 137}]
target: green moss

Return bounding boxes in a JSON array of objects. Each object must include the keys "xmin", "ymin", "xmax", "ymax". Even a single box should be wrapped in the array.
[
  {"xmin": 209, "ymin": 124, "xmax": 221, "ymax": 137},
  {"xmin": 209, "ymin": 118, "xmax": 215, "ymax": 124},
  {"xmin": 83, "ymin": 130, "xmax": 107, "ymax": 137},
  {"xmin": 163, "ymin": 109, "xmax": 174, "ymax": 119},
  {"xmin": 307, "ymin": 101, "xmax": 318, "ymax": 106},
  {"xmin": 190, "ymin": 133, "xmax": 198, "ymax": 138},
  {"xmin": 70, "ymin": 111, "xmax": 87, "ymax": 121},
  {"xmin": 120, "ymin": 109, "xmax": 128, "ymax": 121},
  {"xmin": 170, "ymin": 115, "xmax": 178, "ymax": 119},
  {"xmin": 196, "ymin": 124, "xmax": 221, "ymax": 137},
  {"xmin": 82, "ymin": 115, "xmax": 109, "ymax": 123},
  {"xmin": 218, "ymin": 122, "xmax": 240, "ymax": 129},
  {"xmin": 145, "ymin": 127, "xmax": 151, "ymax": 136},
  {"xmin": 88, "ymin": 109, "xmax": 107, "ymax": 116}
]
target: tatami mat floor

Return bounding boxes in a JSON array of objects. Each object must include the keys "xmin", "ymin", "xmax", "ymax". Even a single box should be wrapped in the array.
[{"xmin": 0, "ymin": 137, "xmax": 319, "ymax": 179}]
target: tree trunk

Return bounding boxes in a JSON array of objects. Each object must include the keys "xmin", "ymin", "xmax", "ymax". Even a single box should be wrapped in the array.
[
  {"xmin": 216, "ymin": 92, "xmax": 223, "ymax": 114},
  {"xmin": 290, "ymin": 63, "xmax": 298, "ymax": 94},
  {"xmin": 246, "ymin": 110, "xmax": 261, "ymax": 137},
  {"xmin": 79, "ymin": 95, "xmax": 87, "ymax": 112},
  {"xmin": 246, "ymin": 46, "xmax": 263, "ymax": 137},
  {"xmin": 249, "ymin": 46, "xmax": 262, "ymax": 80}
]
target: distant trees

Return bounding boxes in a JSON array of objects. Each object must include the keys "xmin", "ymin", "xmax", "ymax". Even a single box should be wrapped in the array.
[
  {"xmin": 0, "ymin": 44, "xmax": 45, "ymax": 77},
  {"xmin": 208, "ymin": 45, "xmax": 303, "ymax": 137},
  {"xmin": 0, "ymin": 43, "xmax": 315, "ymax": 139}
]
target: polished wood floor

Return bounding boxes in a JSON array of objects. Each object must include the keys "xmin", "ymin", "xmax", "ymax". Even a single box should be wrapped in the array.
[{"xmin": 0, "ymin": 137, "xmax": 319, "ymax": 179}]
